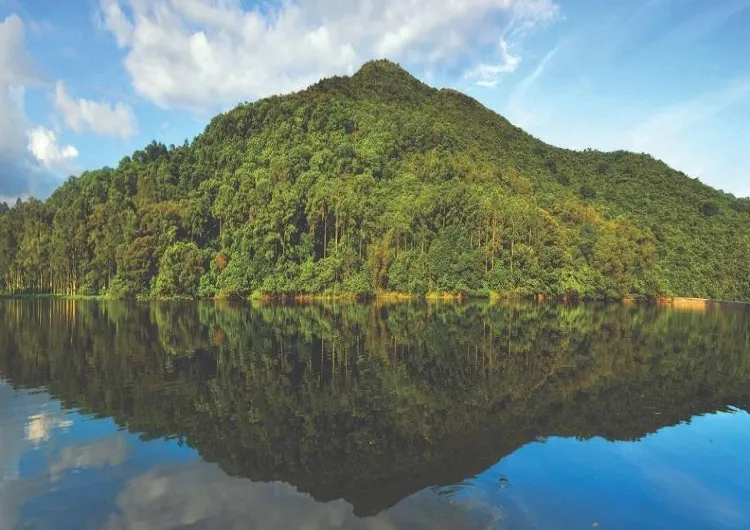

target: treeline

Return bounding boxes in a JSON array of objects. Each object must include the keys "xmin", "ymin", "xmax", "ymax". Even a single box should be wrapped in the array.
[
  {"xmin": 1, "ymin": 60, "xmax": 749, "ymax": 300},
  {"xmin": 1, "ymin": 300, "xmax": 749, "ymax": 513}
]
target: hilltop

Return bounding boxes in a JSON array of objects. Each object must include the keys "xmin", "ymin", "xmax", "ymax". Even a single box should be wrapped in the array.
[{"xmin": 1, "ymin": 59, "xmax": 749, "ymax": 300}]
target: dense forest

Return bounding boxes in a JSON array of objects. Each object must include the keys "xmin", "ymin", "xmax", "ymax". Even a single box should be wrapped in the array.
[
  {"xmin": 1, "ymin": 300, "xmax": 749, "ymax": 514},
  {"xmin": 1, "ymin": 60, "xmax": 749, "ymax": 300}
]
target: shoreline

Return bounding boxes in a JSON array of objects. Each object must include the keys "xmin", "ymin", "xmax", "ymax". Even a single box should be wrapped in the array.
[
  {"xmin": 653, "ymin": 296, "xmax": 750, "ymax": 310},
  {"xmin": 1, "ymin": 292, "xmax": 748, "ymax": 307}
]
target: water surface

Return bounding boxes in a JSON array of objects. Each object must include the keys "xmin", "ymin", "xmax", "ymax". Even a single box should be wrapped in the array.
[{"xmin": 0, "ymin": 300, "xmax": 749, "ymax": 529}]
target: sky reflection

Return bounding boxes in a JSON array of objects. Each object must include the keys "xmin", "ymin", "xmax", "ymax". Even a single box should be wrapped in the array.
[{"xmin": 1, "ymin": 381, "xmax": 748, "ymax": 530}]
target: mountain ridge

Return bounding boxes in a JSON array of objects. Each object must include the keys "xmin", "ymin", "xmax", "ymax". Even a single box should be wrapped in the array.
[{"xmin": 1, "ymin": 59, "xmax": 749, "ymax": 300}]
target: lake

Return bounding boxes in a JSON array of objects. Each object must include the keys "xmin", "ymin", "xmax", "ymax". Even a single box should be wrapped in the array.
[{"xmin": 0, "ymin": 300, "xmax": 749, "ymax": 529}]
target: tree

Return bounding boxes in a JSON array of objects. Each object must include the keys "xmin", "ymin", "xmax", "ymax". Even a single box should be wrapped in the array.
[{"xmin": 154, "ymin": 242, "xmax": 207, "ymax": 298}]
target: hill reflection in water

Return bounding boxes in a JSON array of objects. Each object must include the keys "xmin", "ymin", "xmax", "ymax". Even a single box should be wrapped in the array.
[{"xmin": 0, "ymin": 299, "xmax": 749, "ymax": 522}]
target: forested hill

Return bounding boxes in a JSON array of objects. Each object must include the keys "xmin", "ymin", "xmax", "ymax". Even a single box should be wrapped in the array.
[{"xmin": 1, "ymin": 59, "xmax": 749, "ymax": 300}]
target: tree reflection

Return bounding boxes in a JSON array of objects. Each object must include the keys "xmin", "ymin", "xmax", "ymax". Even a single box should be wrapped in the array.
[{"xmin": 0, "ymin": 300, "xmax": 748, "ymax": 516}]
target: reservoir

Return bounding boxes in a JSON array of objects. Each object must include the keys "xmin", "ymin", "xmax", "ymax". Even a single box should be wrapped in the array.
[{"xmin": 0, "ymin": 300, "xmax": 749, "ymax": 529}]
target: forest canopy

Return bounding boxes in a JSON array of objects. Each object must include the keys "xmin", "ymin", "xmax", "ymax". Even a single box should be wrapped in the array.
[{"xmin": 1, "ymin": 60, "xmax": 749, "ymax": 301}]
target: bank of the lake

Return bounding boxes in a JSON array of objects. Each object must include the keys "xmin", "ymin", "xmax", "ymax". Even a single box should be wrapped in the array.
[{"xmin": 3, "ymin": 290, "xmax": 750, "ymax": 307}]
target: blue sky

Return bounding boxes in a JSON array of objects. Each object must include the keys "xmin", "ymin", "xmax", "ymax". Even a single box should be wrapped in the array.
[{"xmin": 1, "ymin": 0, "xmax": 749, "ymax": 202}]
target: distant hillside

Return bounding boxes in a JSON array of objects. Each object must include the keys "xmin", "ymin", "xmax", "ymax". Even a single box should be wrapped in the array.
[{"xmin": 1, "ymin": 59, "xmax": 749, "ymax": 300}]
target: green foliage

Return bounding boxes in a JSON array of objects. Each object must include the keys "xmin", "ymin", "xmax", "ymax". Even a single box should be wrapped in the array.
[
  {"xmin": 700, "ymin": 201, "xmax": 720, "ymax": 217},
  {"xmin": 154, "ymin": 242, "xmax": 207, "ymax": 298},
  {"xmin": 0, "ymin": 60, "xmax": 748, "ymax": 301},
  {"xmin": 579, "ymin": 184, "xmax": 597, "ymax": 201},
  {"xmin": 427, "ymin": 226, "xmax": 484, "ymax": 293},
  {"xmin": 731, "ymin": 197, "xmax": 750, "ymax": 213}
]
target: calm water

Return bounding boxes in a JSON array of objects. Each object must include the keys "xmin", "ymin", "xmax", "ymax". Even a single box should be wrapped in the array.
[{"xmin": 0, "ymin": 300, "xmax": 749, "ymax": 530}]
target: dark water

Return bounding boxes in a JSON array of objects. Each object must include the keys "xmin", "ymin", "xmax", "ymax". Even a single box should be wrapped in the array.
[{"xmin": 0, "ymin": 300, "xmax": 749, "ymax": 530}]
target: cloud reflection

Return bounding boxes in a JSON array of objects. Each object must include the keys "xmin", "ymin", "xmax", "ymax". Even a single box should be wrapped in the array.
[
  {"xmin": 106, "ymin": 463, "xmax": 498, "ymax": 530},
  {"xmin": 25, "ymin": 412, "xmax": 74, "ymax": 446},
  {"xmin": 49, "ymin": 435, "xmax": 128, "ymax": 481}
]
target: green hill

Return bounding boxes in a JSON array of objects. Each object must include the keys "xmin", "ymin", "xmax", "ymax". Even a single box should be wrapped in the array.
[{"xmin": 1, "ymin": 59, "xmax": 749, "ymax": 300}]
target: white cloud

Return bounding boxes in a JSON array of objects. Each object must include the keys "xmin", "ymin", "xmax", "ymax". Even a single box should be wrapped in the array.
[
  {"xmin": 98, "ymin": 0, "xmax": 133, "ymax": 47},
  {"xmin": 0, "ymin": 14, "xmax": 43, "ymax": 87},
  {"xmin": 0, "ymin": 14, "xmax": 68, "ymax": 199},
  {"xmin": 0, "ymin": 195, "xmax": 21, "ymax": 204},
  {"xmin": 0, "ymin": 15, "xmax": 42, "ymax": 195},
  {"xmin": 27, "ymin": 126, "xmax": 79, "ymax": 170},
  {"xmin": 98, "ymin": 0, "xmax": 559, "ymax": 111},
  {"xmin": 464, "ymin": 39, "xmax": 521, "ymax": 87},
  {"xmin": 504, "ymin": 46, "xmax": 558, "ymax": 126},
  {"xmin": 629, "ymin": 82, "xmax": 750, "ymax": 154},
  {"xmin": 624, "ymin": 81, "xmax": 750, "ymax": 193},
  {"xmin": 54, "ymin": 82, "xmax": 137, "ymax": 139}
]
